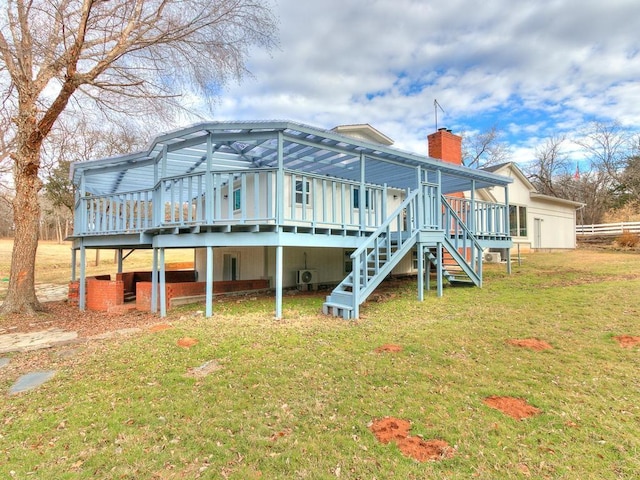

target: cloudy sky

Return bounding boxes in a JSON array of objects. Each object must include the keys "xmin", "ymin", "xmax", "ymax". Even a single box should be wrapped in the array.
[{"xmin": 211, "ymin": 0, "xmax": 640, "ymax": 165}]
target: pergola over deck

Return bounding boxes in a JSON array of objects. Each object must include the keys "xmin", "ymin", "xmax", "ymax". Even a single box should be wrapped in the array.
[{"xmin": 70, "ymin": 120, "xmax": 513, "ymax": 318}]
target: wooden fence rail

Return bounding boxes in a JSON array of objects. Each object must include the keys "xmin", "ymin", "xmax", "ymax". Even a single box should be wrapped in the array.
[{"xmin": 576, "ymin": 221, "xmax": 640, "ymax": 236}]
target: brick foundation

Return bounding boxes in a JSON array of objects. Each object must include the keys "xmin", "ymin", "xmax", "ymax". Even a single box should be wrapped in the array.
[
  {"xmin": 86, "ymin": 276, "xmax": 124, "ymax": 311},
  {"xmin": 136, "ymin": 279, "xmax": 270, "ymax": 312}
]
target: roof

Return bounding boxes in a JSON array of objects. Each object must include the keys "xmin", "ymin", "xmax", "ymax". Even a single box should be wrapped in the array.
[
  {"xmin": 71, "ymin": 120, "xmax": 512, "ymax": 196},
  {"xmin": 331, "ymin": 124, "xmax": 394, "ymax": 145},
  {"xmin": 482, "ymin": 162, "xmax": 584, "ymax": 207}
]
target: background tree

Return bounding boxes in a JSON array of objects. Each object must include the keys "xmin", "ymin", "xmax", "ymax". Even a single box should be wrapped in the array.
[
  {"xmin": 0, "ymin": 0, "xmax": 277, "ymax": 315},
  {"xmin": 462, "ymin": 125, "xmax": 511, "ymax": 168},
  {"xmin": 527, "ymin": 135, "xmax": 571, "ymax": 198}
]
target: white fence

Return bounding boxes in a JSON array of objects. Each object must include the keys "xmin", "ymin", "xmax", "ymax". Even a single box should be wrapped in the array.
[{"xmin": 576, "ymin": 221, "xmax": 640, "ymax": 236}]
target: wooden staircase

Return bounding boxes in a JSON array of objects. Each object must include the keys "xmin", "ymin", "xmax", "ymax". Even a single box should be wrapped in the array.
[{"xmin": 323, "ymin": 189, "xmax": 483, "ymax": 319}]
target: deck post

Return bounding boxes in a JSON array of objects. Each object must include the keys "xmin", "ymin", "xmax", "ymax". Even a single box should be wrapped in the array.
[
  {"xmin": 117, "ymin": 249, "xmax": 123, "ymax": 273},
  {"xmin": 205, "ymin": 246, "xmax": 213, "ymax": 318},
  {"xmin": 276, "ymin": 132, "xmax": 284, "ymax": 226},
  {"xmin": 359, "ymin": 153, "xmax": 366, "ymax": 231},
  {"xmin": 205, "ymin": 134, "xmax": 214, "ymax": 223},
  {"xmin": 417, "ymin": 243, "xmax": 424, "ymax": 301},
  {"xmin": 151, "ymin": 247, "xmax": 158, "ymax": 313},
  {"xmin": 436, "ymin": 242, "xmax": 443, "ymax": 297},
  {"xmin": 71, "ymin": 248, "xmax": 77, "ymax": 281},
  {"xmin": 426, "ymin": 250, "xmax": 431, "ymax": 291},
  {"xmin": 79, "ymin": 243, "xmax": 86, "ymax": 311},
  {"xmin": 504, "ymin": 185, "xmax": 511, "ymax": 274},
  {"xmin": 275, "ymin": 245, "xmax": 283, "ymax": 319},
  {"xmin": 159, "ymin": 248, "xmax": 166, "ymax": 317},
  {"xmin": 470, "ymin": 180, "xmax": 476, "ymax": 233}
]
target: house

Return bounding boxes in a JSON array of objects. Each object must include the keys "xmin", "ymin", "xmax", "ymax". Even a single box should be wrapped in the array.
[
  {"xmin": 69, "ymin": 121, "xmax": 513, "ymax": 319},
  {"xmin": 477, "ymin": 163, "xmax": 583, "ymax": 253}
]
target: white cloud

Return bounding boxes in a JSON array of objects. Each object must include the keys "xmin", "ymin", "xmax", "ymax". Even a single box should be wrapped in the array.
[{"xmin": 199, "ymin": 0, "xmax": 640, "ymax": 161}]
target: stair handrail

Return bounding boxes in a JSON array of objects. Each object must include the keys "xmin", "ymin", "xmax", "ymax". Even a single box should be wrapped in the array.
[
  {"xmin": 441, "ymin": 195, "xmax": 483, "ymax": 281},
  {"xmin": 345, "ymin": 189, "xmax": 420, "ymax": 317},
  {"xmin": 350, "ymin": 188, "xmax": 420, "ymax": 260}
]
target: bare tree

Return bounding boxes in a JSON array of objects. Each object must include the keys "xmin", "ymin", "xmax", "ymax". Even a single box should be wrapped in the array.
[
  {"xmin": 462, "ymin": 125, "xmax": 511, "ymax": 168},
  {"xmin": 0, "ymin": 0, "xmax": 277, "ymax": 315},
  {"xmin": 527, "ymin": 135, "xmax": 571, "ymax": 197},
  {"xmin": 574, "ymin": 121, "xmax": 630, "ymax": 182}
]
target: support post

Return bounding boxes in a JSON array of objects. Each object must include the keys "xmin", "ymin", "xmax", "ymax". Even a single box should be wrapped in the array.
[
  {"xmin": 436, "ymin": 242, "xmax": 443, "ymax": 298},
  {"xmin": 275, "ymin": 245, "xmax": 283, "ymax": 319},
  {"xmin": 206, "ymin": 246, "xmax": 213, "ymax": 318},
  {"xmin": 151, "ymin": 248, "xmax": 158, "ymax": 313},
  {"xmin": 359, "ymin": 153, "xmax": 366, "ymax": 231},
  {"xmin": 71, "ymin": 248, "xmax": 77, "ymax": 281},
  {"xmin": 117, "ymin": 249, "xmax": 123, "ymax": 273},
  {"xmin": 276, "ymin": 132, "xmax": 284, "ymax": 226},
  {"xmin": 417, "ymin": 244, "xmax": 424, "ymax": 301},
  {"xmin": 159, "ymin": 248, "xmax": 166, "ymax": 317},
  {"xmin": 426, "ymin": 249, "xmax": 431, "ymax": 291},
  {"xmin": 79, "ymin": 244, "xmax": 86, "ymax": 311}
]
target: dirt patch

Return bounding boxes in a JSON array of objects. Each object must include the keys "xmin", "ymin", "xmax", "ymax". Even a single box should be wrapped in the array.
[
  {"xmin": 369, "ymin": 417, "xmax": 411, "ymax": 444},
  {"xmin": 177, "ymin": 337, "xmax": 199, "ymax": 348},
  {"xmin": 483, "ymin": 396, "xmax": 541, "ymax": 420},
  {"xmin": 149, "ymin": 324, "xmax": 174, "ymax": 333},
  {"xmin": 0, "ymin": 301, "xmax": 162, "ymax": 338},
  {"xmin": 369, "ymin": 417, "xmax": 454, "ymax": 462},
  {"xmin": 507, "ymin": 338, "xmax": 552, "ymax": 351},
  {"xmin": 614, "ymin": 335, "xmax": 640, "ymax": 348},
  {"xmin": 396, "ymin": 437, "xmax": 455, "ymax": 462},
  {"xmin": 374, "ymin": 344, "xmax": 403, "ymax": 353}
]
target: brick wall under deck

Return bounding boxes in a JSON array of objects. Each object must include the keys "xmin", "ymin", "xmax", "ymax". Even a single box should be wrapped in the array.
[
  {"xmin": 86, "ymin": 276, "xmax": 124, "ymax": 311},
  {"xmin": 136, "ymin": 279, "xmax": 270, "ymax": 312}
]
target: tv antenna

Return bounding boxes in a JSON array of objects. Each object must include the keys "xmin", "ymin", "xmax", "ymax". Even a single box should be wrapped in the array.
[{"xmin": 434, "ymin": 99, "xmax": 445, "ymax": 131}]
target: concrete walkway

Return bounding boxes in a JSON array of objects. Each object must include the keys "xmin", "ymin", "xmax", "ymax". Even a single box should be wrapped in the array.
[
  {"xmin": 0, "ymin": 282, "xmax": 69, "ymax": 306},
  {"xmin": 1, "ymin": 283, "xmax": 70, "ymax": 394}
]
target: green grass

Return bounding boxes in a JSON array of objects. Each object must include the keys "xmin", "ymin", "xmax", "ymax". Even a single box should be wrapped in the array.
[{"xmin": 1, "ymin": 249, "xmax": 640, "ymax": 478}]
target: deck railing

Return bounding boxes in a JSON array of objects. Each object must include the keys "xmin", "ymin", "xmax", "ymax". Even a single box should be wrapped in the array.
[
  {"xmin": 75, "ymin": 168, "xmax": 391, "ymax": 235},
  {"xmin": 74, "ymin": 170, "xmax": 509, "ymax": 238},
  {"xmin": 444, "ymin": 195, "xmax": 509, "ymax": 238}
]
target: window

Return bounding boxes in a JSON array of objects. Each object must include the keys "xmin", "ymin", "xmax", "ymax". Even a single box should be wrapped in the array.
[
  {"xmin": 233, "ymin": 188, "xmax": 241, "ymax": 211},
  {"xmin": 412, "ymin": 249, "xmax": 419, "ymax": 270},
  {"xmin": 295, "ymin": 180, "xmax": 310, "ymax": 205},
  {"xmin": 509, "ymin": 205, "xmax": 527, "ymax": 237},
  {"xmin": 353, "ymin": 188, "xmax": 370, "ymax": 209}
]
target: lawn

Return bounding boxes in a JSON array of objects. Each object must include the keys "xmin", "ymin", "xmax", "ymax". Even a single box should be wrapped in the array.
[{"xmin": 1, "ymin": 246, "xmax": 639, "ymax": 479}]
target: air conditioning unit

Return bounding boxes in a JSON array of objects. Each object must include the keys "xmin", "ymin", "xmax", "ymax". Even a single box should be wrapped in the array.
[
  {"xmin": 483, "ymin": 252, "xmax": 502, "ymax": 263},
  {"xmin": 297, "ymin": 269, "xmax": 318, "ymax": 285}
]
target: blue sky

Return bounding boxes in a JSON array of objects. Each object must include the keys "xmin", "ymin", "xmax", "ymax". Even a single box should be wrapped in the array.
[{"xmin": 208, "ymin": 0, "xmax": 640, "ymax": 165}]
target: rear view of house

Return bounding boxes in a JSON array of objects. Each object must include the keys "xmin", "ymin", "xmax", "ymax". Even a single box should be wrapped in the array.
[{"xmin": 69, "ymin": 121, "xmax": 513, "ymax": 319}]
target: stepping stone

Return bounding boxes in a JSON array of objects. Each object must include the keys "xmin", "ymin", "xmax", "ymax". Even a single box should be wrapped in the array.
[
  {"xmin": 9, "ymin": 370, "xmax": 56, "ymax": 395},
  {"xmin": 0, "ymin": 329, "xmax": 78, "ymax": 354},
  {"xmin": 0, "ymin": 357, "xmax": 9, "ymax": 368}
]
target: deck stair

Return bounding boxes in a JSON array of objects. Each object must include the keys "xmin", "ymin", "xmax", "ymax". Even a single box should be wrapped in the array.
[
  {"xmin": 323, "ymin": 190, "xmax": 483, "ymax": 319},
  {"xmin": 323, "ymin": 190, "xmax": 420, "ymax": 319}
]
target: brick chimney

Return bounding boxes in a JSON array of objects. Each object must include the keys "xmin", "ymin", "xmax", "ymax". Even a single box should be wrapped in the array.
[{"xmin": 427, "ymin": 128, "xmax": 462, "ymax": 165}]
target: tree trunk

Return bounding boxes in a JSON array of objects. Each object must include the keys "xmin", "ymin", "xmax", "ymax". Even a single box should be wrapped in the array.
[{"xmin": 0, "ymin": 133, "xmax": 43, "ymax": 315}]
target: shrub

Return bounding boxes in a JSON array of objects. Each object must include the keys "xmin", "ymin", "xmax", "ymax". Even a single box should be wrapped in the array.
[{"xmin": 616, "ymin": 230, "xmax": 640, "ymax": 248}]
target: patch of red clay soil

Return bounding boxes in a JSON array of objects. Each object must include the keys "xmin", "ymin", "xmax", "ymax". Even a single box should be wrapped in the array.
[
  {"xmin": 369, "ymin": 417, "xmax": 454, "ymax": 462},
  {"xmin": 507, "ymin": 338, "xmax": 553, "ymax": 351},
  {"xmin": 369, "ymin": 417, "xmax": 411, "ymax": 444},
  {"xmin": 483, "ymin": 396, "xmax": 541, "ymax": 420},
  {"xmin": 396, "ymin": 437, "xmax": 455, "ymax": 462},
  {"xmin": 614, "ymin": 335, "xmax": 640, "ymax": 348},
  {"xmin": 177, "ymin": 337, "xmax": 199, "ymax": 348},
  {"xmin": 374, "ymin": 344, "xmax": 403, "ymax": 353},
  {"xmin": 149, "ymin": 324, "xmax": 173, "ymax": 333}
]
